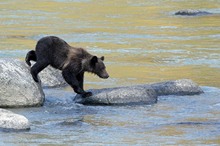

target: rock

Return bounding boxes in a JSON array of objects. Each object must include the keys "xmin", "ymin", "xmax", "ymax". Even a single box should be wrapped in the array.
[
  {"xmin": 149, "ymin": 79, "xmax": 204, "ymax": 96},
  {"xmin": 75, "ymin": 79, "xmax": 203, "ymax": 105},
  {"xmin": 0, "ymin": 58, "xmax": 45, "ymax": 108},
  {"xmin": 0, "ymin": 108, "xmax": 30, "ymax": 131},
  {"xmin": 39, "ymin": 66, "xmax": 66, "ymax": 88},
  {"xmin": 175, "ymin": 10, "xmax": 212, "ymax": 16},
  {"xmin": 75, "ymin": 86, "xmax": 158, "ymax": 105}
]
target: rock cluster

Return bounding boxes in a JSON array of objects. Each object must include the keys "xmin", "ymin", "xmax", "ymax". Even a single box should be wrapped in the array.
[
  {"xmin": 75, "ymin": 79, "xmax": 203, "ymax": 105},
  {"xmin": 0, "ymin": 58, "xmax": 204, "ymax": 131}
]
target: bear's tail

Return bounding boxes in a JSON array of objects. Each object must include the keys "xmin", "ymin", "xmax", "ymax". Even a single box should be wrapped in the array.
[{"xmin": 25, "ymin": 50, "xmax": 37, "ymax": 66}]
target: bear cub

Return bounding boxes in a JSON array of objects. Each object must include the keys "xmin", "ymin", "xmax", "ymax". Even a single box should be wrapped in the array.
[{"xmin": 25, "ymin": 36, "xmax": 109, "ymax": 97}]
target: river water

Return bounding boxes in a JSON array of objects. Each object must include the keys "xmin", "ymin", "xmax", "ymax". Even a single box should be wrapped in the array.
[{"xmin": 0, "ymin": 0, "xmax": 220, "ymax": 145}]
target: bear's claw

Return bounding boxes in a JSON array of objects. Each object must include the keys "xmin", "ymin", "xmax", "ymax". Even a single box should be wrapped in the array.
[{"xmin": 82, "ymin": 92, "xmax": 92, "ymax": 98}]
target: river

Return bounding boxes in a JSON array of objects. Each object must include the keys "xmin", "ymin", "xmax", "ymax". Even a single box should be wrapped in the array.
[{"xmin": 0, "ymin": 0, "xmax": 220, "ymax": 145}]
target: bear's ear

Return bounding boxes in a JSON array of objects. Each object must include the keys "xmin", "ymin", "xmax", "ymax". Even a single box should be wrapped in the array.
[
  {"xmin": 100, "ymin": 56, "xmax": 104, "ymax": 61},
  {"xmin": 90, "ymin": 56, "xmax": 98, "ymax": 66}
]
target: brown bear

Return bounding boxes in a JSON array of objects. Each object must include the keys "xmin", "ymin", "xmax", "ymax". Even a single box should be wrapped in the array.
[{"xmin": 25, "ymin": 36, "xmax": 109, "ymax": 97}]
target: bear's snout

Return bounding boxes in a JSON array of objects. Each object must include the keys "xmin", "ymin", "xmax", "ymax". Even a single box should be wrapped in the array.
[
  {"xmin": 102, "ymin": 74, "xmax": 109, "ymax": 79},
  {"xmin": 99, "ymin": 71, "xmax": 109, "ymax": 79}
]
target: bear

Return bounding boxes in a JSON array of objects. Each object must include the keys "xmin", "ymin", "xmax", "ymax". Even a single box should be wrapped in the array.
[{"xmin": 25, "ymin": 36, "xmax": 109, "ymax": 97}]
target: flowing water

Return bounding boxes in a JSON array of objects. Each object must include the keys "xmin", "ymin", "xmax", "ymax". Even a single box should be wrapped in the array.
[{"xmin": 0, "ymin": 0, "xmax": 220, "ymax": 145}]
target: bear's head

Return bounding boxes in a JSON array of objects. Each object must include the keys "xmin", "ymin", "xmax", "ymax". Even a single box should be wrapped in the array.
[{"xmin": 89, "ymin": 56, "xmax": 109, "ymax": 79}]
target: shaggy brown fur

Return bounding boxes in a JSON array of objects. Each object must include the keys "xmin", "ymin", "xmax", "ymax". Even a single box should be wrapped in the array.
[{"xmin": 25, "ymin": 36, "xmax": 109, "ymax": 97}]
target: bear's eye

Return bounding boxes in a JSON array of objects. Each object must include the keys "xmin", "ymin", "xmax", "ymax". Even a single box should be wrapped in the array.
[{"xmin": 100, "ymin": 66, "xmax": 105, "ymax": 70}]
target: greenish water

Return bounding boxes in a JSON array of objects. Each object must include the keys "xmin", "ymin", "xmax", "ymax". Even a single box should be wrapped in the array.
[{"xmin": 0, "ymin": 0, "xmax": 220, "ymax": 145}]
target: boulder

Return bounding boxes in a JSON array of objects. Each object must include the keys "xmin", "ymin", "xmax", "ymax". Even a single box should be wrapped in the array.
[
  {"xmin": 175, "ymin": 10, "xmax": 212, "ymax": 16},
  {"xmin": 75, "ymin": 79, "xmax": 203, "ymax": 105},
  {"xmin": 39, "ymin": 66, "xmax": 66, "ymax": 88},
  {"xmin": 0, "ymin": 58, "xmax": 44, "ymax": 108},
  {"xmin": 149, "ymin": 79, "xmax": 204, "ymax": 96},
  {"xmin": 0, "ymin": 108, "xmax": 30, "ymax": 131},
  {"xmin": 75, "ymin": 86, "xmax": 158, "ymax": 105}
]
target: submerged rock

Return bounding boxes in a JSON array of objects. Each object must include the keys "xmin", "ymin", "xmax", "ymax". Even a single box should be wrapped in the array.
[
  {"xmin": 75, "ymin": 86, "xmax": 158, "ymax": 105},
  {"xmin": 59, "ymin": 118, "xmax": 83, "ymax": 126},
  {"xmin": 0, "ymin": 58, "xmax": 44, "ymax": 108},
  {"xmin": 75, "ymin": 79, "xmax": 203, "ymax": 105},
  {"xmin": 0, "ymin": 108, "xmax": 30, "ymax": 131},
  {"xmin": 175, "ymin": 10, "xmax": 212, "ymax": 16}
]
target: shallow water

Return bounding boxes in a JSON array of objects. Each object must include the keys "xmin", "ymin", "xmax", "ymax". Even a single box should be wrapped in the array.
[
  {"xmin": 0, "ymin": 0, "xmax": 220, "ymax": 145},
  {"xmin": 0, "ymin": 0, "xmax": 220, "ymax": 88},
  {"xmin": 1, "ymin": 87, "xmax": 220, "ymax": 145}
]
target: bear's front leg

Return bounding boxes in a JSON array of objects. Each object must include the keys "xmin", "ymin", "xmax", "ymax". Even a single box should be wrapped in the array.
[
  {"xmin": 73, "ymin": 84, "xmax": 92, "ymax": 98},
  {"xmin": 76, "ymin": 72, "xmax": 84, "ymax": 91},
  {"xmin": 76, "ymin": 73, "xmax": 92, "ymax": 98},
  {"xmin": 62, "ymin": 69, "xmax": 92, "ymax": 97}
]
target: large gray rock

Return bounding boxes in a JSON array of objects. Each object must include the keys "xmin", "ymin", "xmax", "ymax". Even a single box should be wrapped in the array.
[
  {"xmin": 39, "ymin": 66, "xmax": 66, "ymax": 88},
  {"xmin": 175, "ymin": 10, "xmax": 212, "ymax": 16},
  {"xmin": 75, "ymin": 86, "xmax": 158, "ymax": 105},
  {"xmin": 149, "ymin": 79, "xmax": 204, "ymax": 96},
  {"xmin": 0, "ymin": 58, "xmax": 44, "ymax": 108},
  {"xmin": 0, "ymin": 108, "xmax": 30, "ymax": 131},
  {"xmin": 75, "ymin": 79, "xmax": 203, "ymax": 105}
]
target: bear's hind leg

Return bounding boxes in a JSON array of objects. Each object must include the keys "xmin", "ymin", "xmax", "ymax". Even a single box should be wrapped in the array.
[{"xmin": 31, "ymin": 60, "xmax": 49, "ymax": 82}]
